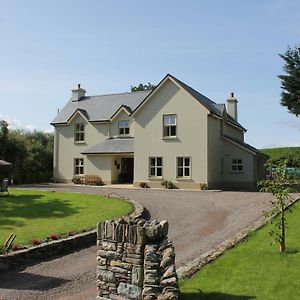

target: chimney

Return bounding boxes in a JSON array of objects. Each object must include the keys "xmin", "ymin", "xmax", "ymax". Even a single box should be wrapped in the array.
[
  {"xmin": 71, "ymin": 83, "xmax": 86, "ymax": 101},
  {"xmin": 226, "ymin": 92, "xmax": 238, "ymax": 121}
]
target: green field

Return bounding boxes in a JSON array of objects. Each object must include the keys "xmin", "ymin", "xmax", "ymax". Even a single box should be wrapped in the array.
[
  {"xmin": 261, "ymin": 146, "xmax": 300, "ymax": 168},
  {"xmin": 180, "ymin": 200, "xmax": 300, "ymax": 300},
  {"xmin": 0, "ymin": 189, "xmax": 133, "ymax": 246}
]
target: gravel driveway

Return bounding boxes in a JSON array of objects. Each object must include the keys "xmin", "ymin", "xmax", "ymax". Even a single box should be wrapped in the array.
[{"xmin": 0, "ymin": 184, "xmax": 273, "ymax": 299}]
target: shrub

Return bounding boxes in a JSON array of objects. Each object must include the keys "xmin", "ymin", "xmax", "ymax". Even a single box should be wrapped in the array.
[
  {"xmin": 161, "ymin": 180, "xmax": 177, "ymax": 189},
  {"xmin": 72, "ymin": 176, "xmax": 83, "ymax": 184},
  {"xmin": 12, "ymin": 244, "xmax": 22, "ymax": 251},
  {"xmin": 32, "ymin": 239, "xmax": 41, "ymax": 246},
  {"xmin": 139, "ymin": 182, "xmax": 149, "ymax": 188},
  {"xmin": 49, "ymin": 233, "xmax": 58, "ymax": 240},
  {"xmin": 200, "ymin": 183, "xmax": 208, "ymax": 190}
]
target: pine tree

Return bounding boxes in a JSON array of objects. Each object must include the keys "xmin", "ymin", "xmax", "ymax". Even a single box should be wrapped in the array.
[{"xmin": 278, "ymin": 46, "xmax": 300, "ymax": 116}]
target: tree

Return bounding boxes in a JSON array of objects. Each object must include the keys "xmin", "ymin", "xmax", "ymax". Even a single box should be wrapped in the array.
[
  {"xmin": 0, "ymin": 120, "xmax": 9, "ymax": 158},
  {"xmin": 278, "ymin": 45, "xmax": 300, "ymax": 116},
  {"xmin": 258, "ymin": 163, "xmax": 297, "ymax": 253},
  {"xmin": 130, "ymin": 83, "xmax": 156, "ymax": 92}
]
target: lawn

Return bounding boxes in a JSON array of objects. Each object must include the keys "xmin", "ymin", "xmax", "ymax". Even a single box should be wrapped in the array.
[
  {"xmin": 0, "ymin": 189, "xmax": 133, "ymax": 247},
  {"xmin": 180, "ymin": 200, "xmax": 300, "ymax": 300}
]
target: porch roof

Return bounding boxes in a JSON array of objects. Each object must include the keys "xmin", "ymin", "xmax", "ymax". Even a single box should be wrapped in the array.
[{"xmin": 82, "ymin": 137, "xmax": 134, "ymax": 155}]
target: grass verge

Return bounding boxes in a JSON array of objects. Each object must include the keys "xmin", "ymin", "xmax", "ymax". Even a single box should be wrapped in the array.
[
  {"xmin": 0, "ymin": 189, "xmax": 133, "ymax": 247},
  {"xmin": 180, "ymin": 201, "xmax": 300, "ymax": 300}
]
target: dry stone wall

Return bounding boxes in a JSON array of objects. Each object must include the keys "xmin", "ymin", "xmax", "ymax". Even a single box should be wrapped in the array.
[{"xmin": 97, "ymin": 219, "xmax": 179, "ymax": 300}]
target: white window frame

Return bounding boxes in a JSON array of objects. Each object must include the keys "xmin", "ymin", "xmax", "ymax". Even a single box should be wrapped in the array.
[
  {"xmin": 177, "ymin": 157, "xmax": 191, "ymax": 178},
  {"xmin": 149, "ymin": 157, "xmax": 163, "ymax": 178},
  {"xmin": 118, "ymin": 120, "xmax": 130, "ymax": 135},
  {"xmin": 232, "ymin": 159, "xmax": 243, "ymax": 173},
  {"xmin": 163, "ymin": 114, "xmax": 177, "ymax": 138},
  {"xmin": 74, "ymin": 158, "xmax": 84, "ymax": 175},
  {"xmin": 74, "ymin": 123, "xmax": 85, "ymax": 143}
]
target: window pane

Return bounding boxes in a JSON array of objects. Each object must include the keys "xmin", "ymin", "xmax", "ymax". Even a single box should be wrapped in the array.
[
  {"xmin": 232, "ymin": 159, "xmax": 237, "ymax": 164},
  {"xmin": 238, "ymin": 159, "xmax": 242, "ymax": 164},
  {"xmin": 232, "ymin": 165, "xmax": 237, "ymax": 171},
  {"xmin": 163, "ymin": 115, "xmax": 176, "ymax": 125},
  {"xmin": 178, "ymin": 157, "xmax": 183, "ymax": 167},
  {"xmin": 125, "ymin": 128, "xmax": 130, "ymax": 134},
  {"xmin": 238, "ymin": 165, "xmax": 243, "ymax": 171},
  {"xmin": 150, "ymin": 167, "xmax": 155, "ymax": 176},
  {"xmin": 170, "ymin": 126, "xmax": 176, "ymax": 136},
  {"xmin": 178, "ymin": 167, "xmax": 183, "ymax": 177},
  {"xmin": 150, "ymin": 158, "xmax": 155, "ymax": 166},
  {"xmin": 157, "ymin": 167, "xmax": 162, "ymax": 177},
  {"xmin": 184, "ymin": 158, "xmax": 190, "ymax": 166},
  {"xmin": 184, "ymin": 167, "xmax": 190, "ymax": 177},
  {"xmin": 157, "ymin": 157, "xmax": 162, "ymax": 166}
]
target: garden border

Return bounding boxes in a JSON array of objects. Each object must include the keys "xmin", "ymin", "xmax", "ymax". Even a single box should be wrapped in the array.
[
  {"xmin": 177, "ymin": 196, "xmax": 299, "ymax": 279},
  {"xmin": 0, "ymin": 196, "xmax": 145, "ymax": 271}
]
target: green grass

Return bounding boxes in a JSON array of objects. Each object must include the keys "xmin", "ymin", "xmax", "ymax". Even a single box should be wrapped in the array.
[
  {"xmin": 180, "ymin": 201, "xmax": 300, "ymax": 300},
  {"xmin": 0, "ymin": 189, "xmax": 133, "ymax": 246}
]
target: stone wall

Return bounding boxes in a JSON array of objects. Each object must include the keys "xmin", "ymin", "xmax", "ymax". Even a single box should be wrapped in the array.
[{"xmin": 97, "ymin": 219, "xmax": 179, "ymax": 300}]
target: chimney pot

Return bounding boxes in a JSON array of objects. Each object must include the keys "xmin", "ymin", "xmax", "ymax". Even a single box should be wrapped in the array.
[
  {"xmin": 78, "ymin": 84, "xmax": 81, "ymax": 88},
  {"xmin": 231, "ymin": 92, "xmax": 234, "ymax": 98}
]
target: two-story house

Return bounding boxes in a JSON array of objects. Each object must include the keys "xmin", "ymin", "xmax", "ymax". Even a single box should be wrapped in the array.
[{"xmin": 51, "ymin": 74, "xmax": 267, "ymax": 189}]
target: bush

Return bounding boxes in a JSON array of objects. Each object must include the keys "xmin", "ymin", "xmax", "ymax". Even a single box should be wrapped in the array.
[
  {"xmin": 200, "ymin": 183, "xmax": 208, "ymax": 190},
  {"xmin": 139, "ymin": 182, "xmax": 149, "ymax": 188},
  {"xmin": 49, "ymin": 233, "xmax": 58, "ymax": 240},
  {"xmin": 32, "ymin": 239, "xmax": 41, "ymax": 246},
  {"xmin": 161, "ymin": 180, "xmax": 177, "ymax": 189},
  {"xmin": 72, "ymin": 176, "xmax": 83, "ymax": 184}
]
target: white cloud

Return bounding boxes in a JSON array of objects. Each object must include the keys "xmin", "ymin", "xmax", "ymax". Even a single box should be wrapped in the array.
[
  {"xmin": 260, "ymin": 142, "xmax": 300, "ymax": 149},
  {"xmin": 0, "ymin": 114, "xmax": 36, "ymax": 132}
]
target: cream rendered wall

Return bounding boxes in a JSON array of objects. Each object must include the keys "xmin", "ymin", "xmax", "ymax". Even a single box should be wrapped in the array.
[
  {"xmin": 223, "ymin": 121, "xmax": 244, "ymax": 141},
  {"xmin": 207, "ymin": 116, "xmax": 224, "ymax": 186},
  {"xmin": 109, "ymin": 110, "xmax": 134, "ymax": 138},
  {"xmin": 134, "ymin": 79, "xmax": 208, "ymax": 188},
  {"xmin": 85, "ymin": 155, "xmax": 112, "ymax": 184},
  {"xmin": 54, "ymin": 114, "xmax": 109, "ymax": 182},
  {"xmin": 223, "ymin": 140, "xmax": 254, "ymax": 186}
]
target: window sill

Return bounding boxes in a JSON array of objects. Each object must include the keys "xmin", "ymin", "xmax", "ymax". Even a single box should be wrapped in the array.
[
  {"xmin": 74, "ymin": 141, "xmax": 86, "ymax": 144},
  {"xmin": 162, "ymin": 136, "xmax": 178, "ymax": 140},
  {"xmin": 230, "ymin": 171, "xmax": 244, "ymax": 174}
]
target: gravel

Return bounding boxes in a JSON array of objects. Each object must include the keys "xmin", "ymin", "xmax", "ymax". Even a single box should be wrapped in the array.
[{"xmin": 0, "ymin": 184, "xmax": 273, "ymax": 299}]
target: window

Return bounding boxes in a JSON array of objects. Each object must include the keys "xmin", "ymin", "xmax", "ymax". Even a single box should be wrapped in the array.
[
  {"xmin": 74, "ymin": 123, "xmax": 85, "ymax": 142},
  {"xmin": 163, "ymin": 114, "xmax": 176, "ymax": 137},
  {"xmin": 149, "ymin": 157, "xmax": 163, "ymax": 177},
  {"xmin": 118, "ymin": 120, "xmax": 130, "ymax": 135},
  {"xmin": 177, "ymin": 157, "xmax": 191, "ymax": 178},
  {"xmin": 74, "ymin": 158, "xmax": 84, "ymax": 175},
  {"xmin": 232, "ymin": 159, "xmax": 243, "ymax": 172}
]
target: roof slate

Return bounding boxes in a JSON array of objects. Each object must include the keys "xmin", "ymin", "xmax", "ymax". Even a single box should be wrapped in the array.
[
  {"xmin": 82, "ymin": 138, "xmax": 134, "ymax": 155},
  {"xmin": 51, "ymin": 91, "xmax": 151, "ymax": 124}
]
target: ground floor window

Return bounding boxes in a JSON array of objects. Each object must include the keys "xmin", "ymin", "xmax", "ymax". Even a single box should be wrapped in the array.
[
  {"xmin": 74, "ymin": 158, "xmax": 84, "ymax": 175},
  {"xmin": 232, "ymin": 159, "xmax": 243, "ymax": 172},
  {"xmin": 177, "ymin": 157, "xmax": 191, "ymax": 178},
  {"xmin": 149, "ymin": 157, "xmax": 163, "ymax": 177}
]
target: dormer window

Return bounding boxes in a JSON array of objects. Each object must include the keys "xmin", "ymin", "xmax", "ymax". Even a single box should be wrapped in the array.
[
  {"xmin": 74, "ymin": 123, "xmax": 85, "ymax": 142},
  {"xmin": 118, "ymin": 120, "xmax": 130, "ymax": 135},
  {"xmin": 163, "ymin": 114, "xmax": 177, "ymax": 137}
]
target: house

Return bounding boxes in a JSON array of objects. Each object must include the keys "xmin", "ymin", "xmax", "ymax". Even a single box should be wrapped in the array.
[{"xmin": 51, "ymin": 74, "xmax": 268, "ymax": 189}]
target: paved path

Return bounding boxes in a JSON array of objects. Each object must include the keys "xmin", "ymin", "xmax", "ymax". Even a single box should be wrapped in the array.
[{"xmin": 0, "ymin": 184, "xmax": 273, "ymax": 299}]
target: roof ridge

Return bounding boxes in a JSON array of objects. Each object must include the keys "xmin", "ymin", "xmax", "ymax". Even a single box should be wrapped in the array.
[{"xmin": 84, "ymin": 90, "xmax": 150, "ymax": 99}]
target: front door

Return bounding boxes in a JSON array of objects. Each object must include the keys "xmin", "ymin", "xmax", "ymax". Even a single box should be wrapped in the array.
[{"xmin": 121, "ymin": 158, "xmax": 134, "ymax": 183}]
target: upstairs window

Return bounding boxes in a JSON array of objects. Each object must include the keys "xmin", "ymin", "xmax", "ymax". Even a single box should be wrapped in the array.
[
  {"xmin": 118, "ymin": 120, "xmax": 130, "ymax": 135},
  {"xmin": 232, "ymin": 159, "xmax": 243, "ymax": 172},
  {"xmin": 163, "ymin": 114, "xmax": 176, "ymax": 137},
  {"xmin": 74, "ymin": 123, "xmax": 85, "ymax": 142},
  {"xmin": 177, "ymin": 157, "xmax": 191, "ymax": 178},
  {"xmin": 74, "ymin": 158, "xmax": 84, "ymax": 175},
  {"xmin": 149, "ymin": 157, "xmax": 163, "ymax": 177}
]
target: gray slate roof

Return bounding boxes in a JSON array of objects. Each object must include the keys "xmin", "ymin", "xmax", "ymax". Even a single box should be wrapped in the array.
[
  {"xmin": 168, "ymin": 75, "xmax": 246, "ymax": 131},
  {"xmin": 223, "ymin": 135, "xmax": 268, "ymax": 157},
  {"xmin": 51, "ymin": 91, "xmax": 151, "ymax": 124},
  {"xmin": 82, "ymin": 138, "xmax": 134, "ymax": 154},
  {"xmin": 51, "ymin": 74, "xmax": 246, "ymax": 132}
]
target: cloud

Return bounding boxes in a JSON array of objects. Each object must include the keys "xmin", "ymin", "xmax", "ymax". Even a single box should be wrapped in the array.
[
  {"xmin": 259, "ymin": 142, "xmax": 300, "ymax": 149},
  {"xmin": 0, "ymin": 114, "xmax": 36, "ymax": 132}
]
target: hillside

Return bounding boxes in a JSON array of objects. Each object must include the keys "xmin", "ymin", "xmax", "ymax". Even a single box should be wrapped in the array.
[{"xmin": 260, "ymin": 147, "xmax": 300, "ymax": 167}]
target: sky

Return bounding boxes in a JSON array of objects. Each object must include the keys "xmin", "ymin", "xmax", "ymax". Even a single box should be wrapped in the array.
[{"xmin": 0, "ymin": 0, "xmax": 299, "ymax": 148}]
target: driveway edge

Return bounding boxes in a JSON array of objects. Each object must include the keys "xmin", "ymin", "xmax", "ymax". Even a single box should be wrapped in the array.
[{"xmin": 177, "ymin": 195, "xmax": 299, "ymax": 279}]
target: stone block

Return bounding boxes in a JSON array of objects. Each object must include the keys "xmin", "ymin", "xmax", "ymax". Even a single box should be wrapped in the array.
[
  {"xmin": 110, "ymin": 260, "xmax": 132, "ymax": 270},
  {"xmin": 123, "ymin": 257, "xmax": 143, "ymax": 265},
  {"xmin": 117, "ymin": 282, "xmax": 142, "ymax": 299},
  {"xmin": 97, "ymin": 270, "xmax": 116, "ymax": 283},
  {"xmin": 132, "ymin": 266, "xmax": 143, "ymax": 287}
]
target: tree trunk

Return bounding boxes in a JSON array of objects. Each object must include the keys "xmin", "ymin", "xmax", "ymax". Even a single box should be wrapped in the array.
[{"xmin": 279, "ymin": 204, "xmax": 286, "ymax": 253}]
